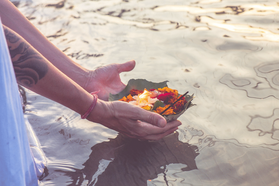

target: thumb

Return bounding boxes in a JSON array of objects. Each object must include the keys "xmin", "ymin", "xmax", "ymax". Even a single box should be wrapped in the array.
[{"xmin": 117, "ymin": 60, "xmax": 136, "ymax": 73}]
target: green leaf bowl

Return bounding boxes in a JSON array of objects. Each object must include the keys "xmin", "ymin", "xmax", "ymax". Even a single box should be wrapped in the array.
[{"xmin": 109, "ymin": 79, "xmax": 194, "ymax": 122}]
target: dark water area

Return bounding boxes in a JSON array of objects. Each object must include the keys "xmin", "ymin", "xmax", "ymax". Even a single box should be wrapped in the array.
[{"xmin": 15, "ymin": 0, "xmax": 279, "ymax": 185}]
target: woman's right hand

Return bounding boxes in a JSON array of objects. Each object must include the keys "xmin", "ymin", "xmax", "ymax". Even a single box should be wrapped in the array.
[{"xmin": 87, "ymin": 100, "xmax": 182, "ymax": 141}]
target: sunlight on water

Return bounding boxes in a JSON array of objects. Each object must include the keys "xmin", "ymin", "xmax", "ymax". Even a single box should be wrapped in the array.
[
  {"xmin": 15, "ymin": 0, "xmax": 279, "ymax": 185},
  {"xmin": 199, "ymin": 16, "xmax": 278, "ymax": 42}
]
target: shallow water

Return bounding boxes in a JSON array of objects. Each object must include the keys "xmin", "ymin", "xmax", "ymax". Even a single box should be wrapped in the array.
[{"xmin": 15, "ymin": 0, "xmax": 279, "ymax": 185}]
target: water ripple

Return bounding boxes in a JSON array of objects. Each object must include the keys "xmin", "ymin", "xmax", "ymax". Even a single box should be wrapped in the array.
[
  {"xmin": 220, "ymin": 73, "xmax": 278, "ymax": 99},
  {"xmin": 247, "ymin": 108, "xmax": 279, "ymax": 140},
  {"xmin": 16, "ymin": 0, "xmax": 279, "ymax": 185}
]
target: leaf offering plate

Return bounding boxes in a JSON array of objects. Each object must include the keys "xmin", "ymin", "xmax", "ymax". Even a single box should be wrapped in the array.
[{"xmin": 109, "ymin": 79, "xmax": 194, "ymax": 122}]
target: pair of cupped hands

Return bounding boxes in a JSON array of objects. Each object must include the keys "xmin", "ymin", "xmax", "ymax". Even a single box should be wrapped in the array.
[{"xmin": 83, "ymin": 60, "xmax": 181, "ymax": 141}]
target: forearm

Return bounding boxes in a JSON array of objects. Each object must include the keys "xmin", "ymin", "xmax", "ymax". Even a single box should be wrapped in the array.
[
  {"xmin": 3, "ymin": 25, "xmax": 92, "ymax": 115},
  {"xmin": 0, "ymin": 0, "xmax": 89, "ymax": 88},
  {"xmin": 4, "ymin": 25, "xmax": 181, "ymax": 140}
]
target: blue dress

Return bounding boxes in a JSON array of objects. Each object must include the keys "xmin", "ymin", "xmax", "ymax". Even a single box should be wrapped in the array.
[{"xmin": 0, "ymin": 18, "xmax": 39, "ymax": 186}]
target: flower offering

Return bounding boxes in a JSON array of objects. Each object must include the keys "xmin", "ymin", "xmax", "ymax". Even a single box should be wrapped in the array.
[
  {"xmin": 109, "ymin": 79, "xmax": 194, "ymax": 122},
  {"xmin": 119, "ymin": 87, "xmax": 187, "ymax": 115}
]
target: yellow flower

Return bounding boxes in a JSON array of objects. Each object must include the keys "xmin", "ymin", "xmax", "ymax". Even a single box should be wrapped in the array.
[
  {"xmin": 142, "ymin": 105, "xmax": 152, "ymax": 111},
  {"xmin": 158, "ymin": 87, "xmax": 178, "ymax": 97}
]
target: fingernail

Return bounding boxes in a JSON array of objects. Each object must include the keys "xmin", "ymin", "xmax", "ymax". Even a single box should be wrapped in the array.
[{"xmin": 178, "ymin": 120, "xmax": 182, "ymax": 126}]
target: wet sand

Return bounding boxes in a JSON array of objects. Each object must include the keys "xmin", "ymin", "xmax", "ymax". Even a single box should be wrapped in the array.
[{"xmin": 15, "ymin": 0, "xmax": 279, "ymax": 185}]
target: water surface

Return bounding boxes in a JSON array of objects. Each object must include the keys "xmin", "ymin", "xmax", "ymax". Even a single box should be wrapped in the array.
[{"xmin": 16, "ymin": 0, "xmax": 279, "ymax": 185}]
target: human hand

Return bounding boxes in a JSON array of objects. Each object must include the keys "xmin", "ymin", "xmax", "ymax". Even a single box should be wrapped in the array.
[
  {"xmin": 84, "ymin": 60, "xmax": 135, "ymax": 100},
  {"xmin": 87, "ymin": 100, "xmax": 182, "ymax": 141}
]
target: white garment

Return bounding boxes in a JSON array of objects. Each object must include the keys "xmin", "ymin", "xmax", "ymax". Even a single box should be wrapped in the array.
[
  {"xmin": 0, "ymin": 19, "xmax": 39, "ymax": 186},
  {"xmin": 25, "ymin": 116, "xmax": 47, "ymax": 178}
]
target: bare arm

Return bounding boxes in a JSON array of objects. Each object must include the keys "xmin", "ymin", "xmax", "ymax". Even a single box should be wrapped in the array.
[
  {"xmin": 0, "ymin": 0, "xmax": 137, "ymax": 100},
  {"xmin": 0, "ymin": 0, "xmax": 89, "ymax": 87},
  {"xmin": 3, "ymin": 25, "xmax": 92, "ymax": 115},
  {"xmin": 4, "ymin": 25, "xmax": 181, "ymax": 140}
]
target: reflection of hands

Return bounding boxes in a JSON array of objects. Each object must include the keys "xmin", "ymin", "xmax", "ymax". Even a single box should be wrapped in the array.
[
  {"xmin": 76, "ymin": 132, "xmax": 198, "ymax": 186},
  {"xmin": 84, "ymin": 60, "xmax": 136, "ymax": 101},
  {"xmin": 87, "ymin": 100, "xmax": 182, "ymax": 140}
]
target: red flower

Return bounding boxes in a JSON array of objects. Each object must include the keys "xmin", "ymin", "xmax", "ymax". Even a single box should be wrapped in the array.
[{"xmin": 157, "ymin": 93, "xmax": 175, "ymax": 104}]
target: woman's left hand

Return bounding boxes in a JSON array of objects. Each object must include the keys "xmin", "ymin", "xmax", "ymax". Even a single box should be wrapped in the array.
[{"xmin": 84, "ymin": 60, "xmax": 135, "ymax": 100}]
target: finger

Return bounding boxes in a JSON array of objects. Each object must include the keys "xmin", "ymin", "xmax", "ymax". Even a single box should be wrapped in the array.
[
  {"xmin": 135, "ymin": 108, "xmax": 167, "ymax": 128},
  {"xmin": 116, "ymin": 116, "xmax": 181, "ymax": 139},
  {"xmin": 138, "ymin": 120, "xmax": 181, "ymax": 135},
  {"xmin": 117, "ymin": 102, "xmax": 167, "ymax": 128},
  {"xmin": 121, "ymin": 118, "xmax": 180, "ymax": 139},
  {"xmin": 139, "ymin": 126, "xmax": 179, "ymax": 141},
  {"xmin": 121, "ymin": 121, "xmax": 179, "ymax": 140},
  {"xmin": 117, "ymin": 60, "xmax": 136, "ymax": 73}
]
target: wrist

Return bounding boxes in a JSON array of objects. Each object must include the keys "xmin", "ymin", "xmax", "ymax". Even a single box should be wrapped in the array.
[
  {"xmin": 69, "ymin": 65, "xmax": 91, "ymax": 90},
  {"xmin": 81, "ymin": 93, "xmax": 98, "ymax": 119},
  {"xmin": 82, "ymin": 70, "xmax": 94, "ymax": 92},
  {"xmin": 86, "ymin": 99, "xmax": 113, "ymax": 124}
]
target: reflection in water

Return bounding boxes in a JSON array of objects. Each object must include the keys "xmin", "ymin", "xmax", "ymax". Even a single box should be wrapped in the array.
[
  {"xmin": 16, "ymin": 0, "xmax": 279, "ymax": 185},
  {"xmin": 59, "ymin": 132, "xmax": 199, "ymax": 186}
]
